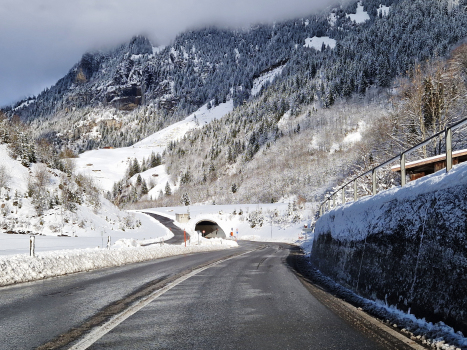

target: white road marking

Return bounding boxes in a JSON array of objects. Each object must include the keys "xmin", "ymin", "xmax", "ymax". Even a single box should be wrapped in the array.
[{"xmin": 68, "ymin": 250, "xmax": 255, "ymax": 350}]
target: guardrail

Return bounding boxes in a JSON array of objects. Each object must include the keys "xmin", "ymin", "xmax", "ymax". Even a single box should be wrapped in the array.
[{"xmin": 318, "ymin": 116, "xmax": 467, "ymax": 217}]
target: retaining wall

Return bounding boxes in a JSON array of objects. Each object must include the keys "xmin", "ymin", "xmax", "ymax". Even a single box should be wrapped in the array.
[{"xmin": 311, "ymin": 165, "xmax": 467, "ymax": 334}]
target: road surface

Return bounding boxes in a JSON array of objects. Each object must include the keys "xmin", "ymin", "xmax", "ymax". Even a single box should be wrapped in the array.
[
  {"xmin": 0, "ymin": 211, "xmax": 417, "ymax": 350},
  {"xmin": 0, "ymin": 243, "xmax": 416, "ymax": 349},
  {"xmin": 77, "ymin": 243, "xmax": 414, "ymax": 350},
  {"xmin": 142, "ymin": 212, "xmax": 187, "ymax": 244},
  {"xmin": 0, "ymin": 245, "xmax": 256, "ymax": 350}
]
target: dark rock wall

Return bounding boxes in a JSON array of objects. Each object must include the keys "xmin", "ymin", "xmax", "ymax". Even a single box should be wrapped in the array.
[{"xmin": 311, "ymin": 180, "xmax": 467, "ymax": 335}]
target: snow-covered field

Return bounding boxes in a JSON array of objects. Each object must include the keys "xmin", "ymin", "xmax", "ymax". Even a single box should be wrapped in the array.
[
  {"xmin": 346, "ymin": 2, "xmax": 370, "ymax": 23},
  {"xmin": 75, "ymin": 100, "xmax": 234, "ymax": 192},
  {"xmin": 304, "ymin": 36, "xmax": 336, "ymax": 51},
  {"xmin": 0, "ymin": 211, "xmax": 172, "ymax": 256},
  {"xmin": 251, "ymin": 65, "xmax": 286, "ymax": 97},
  {"xmin": 1, "ymin": 199, "xmax": 308, "ymax": 287},
  {"xmin": 0, "ymin": 200, "xmax": 310, "ymax": 287}
]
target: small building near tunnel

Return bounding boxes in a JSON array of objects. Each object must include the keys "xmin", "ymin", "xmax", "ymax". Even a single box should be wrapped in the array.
[
  {"xmin": 194, "ymin": 220, "xmax": 226, "ymax": 239},
  {"xmin": 175, "ymin": 213, "xmax": 190, "ymax": 224}
]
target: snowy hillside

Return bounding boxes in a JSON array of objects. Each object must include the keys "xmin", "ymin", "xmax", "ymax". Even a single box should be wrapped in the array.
[
  {"xmin": 303, "ymin": 36, "xmax": 336, "ymax": 50},
  {"xmin": 0, "ymin": 144, "xmax": 170, "ymax": 256},
  {"xmin": 346, "ymin": 2, "xmax": 370, "ymax": 23},
  {"xmin": 74, "ymin": 100, "xmax": 233, "ymax": 192},
  {"xmin": 251, "ymin": 65, "xmax": 286, "ymax": 97}
]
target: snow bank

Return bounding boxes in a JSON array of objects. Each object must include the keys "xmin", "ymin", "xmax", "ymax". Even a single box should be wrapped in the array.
[
  {"xmin": 0, "ymin": 242, "xmax": 236, "ymax": 287},
  {"xmin": 316, "ymin": 160, "xmax": 467, "ymax": 241}
]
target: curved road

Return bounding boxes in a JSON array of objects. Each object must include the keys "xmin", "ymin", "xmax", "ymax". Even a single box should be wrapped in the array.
[{"xmin": 142, "ymin": 212, "xmax": 187, "ymax": 244}]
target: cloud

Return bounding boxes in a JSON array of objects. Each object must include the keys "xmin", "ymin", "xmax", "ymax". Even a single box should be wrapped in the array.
[{"xmin": 0, "ymin": 0, "xmax": 337, "ymax": 107}]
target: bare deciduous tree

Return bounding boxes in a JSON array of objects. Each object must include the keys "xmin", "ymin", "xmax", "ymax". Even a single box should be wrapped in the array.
[
  {"xmin": 34, "ymin": 164, "xmax": 50, "ymax": 189},
  {"xmin": 0, "ymin": 165, "xmax": 11, "ymax": 188}
]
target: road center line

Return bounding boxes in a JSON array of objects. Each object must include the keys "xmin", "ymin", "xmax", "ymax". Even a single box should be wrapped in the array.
[{"xmin": 68, "ymin": 249, "xmax": 256, "ymax": 350}]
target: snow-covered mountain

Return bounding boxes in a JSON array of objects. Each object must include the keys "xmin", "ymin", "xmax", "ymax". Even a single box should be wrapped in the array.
[
  {"xmin": 2, "ymin": 0, "xmax": 467, "ymax": 209},
  {"xmin": 5, "ymin": 0, "xmax": 466, "ymax": 151}
]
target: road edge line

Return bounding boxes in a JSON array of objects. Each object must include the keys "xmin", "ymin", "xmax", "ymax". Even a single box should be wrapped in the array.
[{"xmin": 67, "ymin": 249, "xmax": 255, "ymax": 350}]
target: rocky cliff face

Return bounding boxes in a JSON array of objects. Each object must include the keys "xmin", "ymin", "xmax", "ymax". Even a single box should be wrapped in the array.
[{"xmin": 311, "ymin": 164, "xmax": 467, "ymax": 335}]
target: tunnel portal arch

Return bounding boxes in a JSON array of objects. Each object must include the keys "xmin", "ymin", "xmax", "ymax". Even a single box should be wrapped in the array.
[{"xmin": 194, "ymin": 220, "xmax": 226, "ymax": 239}]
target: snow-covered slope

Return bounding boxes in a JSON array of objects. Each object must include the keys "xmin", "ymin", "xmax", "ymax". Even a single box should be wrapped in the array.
[
  {"xmin": 0, "ymin": 144, "xmax": 170, "ymax": 256},
  {"xmin": 251, "ymin": 65, "xmax": 286, "ymax": 97},
  {"xmin": 304, "ymin": 36, "xmax": 337, "ymax": 51},
  {"xmin": 346, "ymin": 2, "xmax": 370, "ymax": 23},
  {"xmin": 75, "ymin": 100, "xmax": 234, "ymax": 192}
]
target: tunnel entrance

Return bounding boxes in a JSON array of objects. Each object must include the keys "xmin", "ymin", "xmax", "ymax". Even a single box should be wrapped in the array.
[{"xmin": 195, "ymin": 220, "xmax": 226, "ymax": 239}]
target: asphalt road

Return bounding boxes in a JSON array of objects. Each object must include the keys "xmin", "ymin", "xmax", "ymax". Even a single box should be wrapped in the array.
[
  {"xmin": 0, "ymin": 242, "xmax": 416, "ymax": 350},
  {"xmin": 142, "ymin": 212, "xmax": 187, "ymax": 244},
  {"xmin": 77, "ymin": 244, "xmax": 413, "ymax": 350},
  {"xmin": 0, "ymin": 244, "xmax": 257, "ymax": 350}
]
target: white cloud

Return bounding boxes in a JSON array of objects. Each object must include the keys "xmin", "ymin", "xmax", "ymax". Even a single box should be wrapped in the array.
[{"xmin": 0, "ymin": 0, "xmax": 341, "ymax": 106}]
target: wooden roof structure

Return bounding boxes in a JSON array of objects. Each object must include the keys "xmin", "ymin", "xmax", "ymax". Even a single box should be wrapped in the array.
[{"xmin": 391, "ymin": 149, "xmax": 467, "ymax": 181}]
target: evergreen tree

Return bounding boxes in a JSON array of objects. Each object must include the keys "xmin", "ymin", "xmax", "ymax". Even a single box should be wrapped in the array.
[
  {"xmin": 141, "ymin": 179, "xmax": 149, "ymax": 195},
  {"xmin": 181, "ymin": 192, "xmax": 191, "ymax": 206},
  {"xmin": 132, "ymin": 158, "xmax": 141, "ymax": 176},
  {"xmin": 165, "ymin": 182, "xmax": 172, "ymax": 196}
]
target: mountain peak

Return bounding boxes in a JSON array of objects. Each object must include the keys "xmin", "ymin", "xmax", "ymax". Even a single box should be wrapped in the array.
[{"xmin": 128, "ymin": 35, "xmax": 153, "ymax": 56}]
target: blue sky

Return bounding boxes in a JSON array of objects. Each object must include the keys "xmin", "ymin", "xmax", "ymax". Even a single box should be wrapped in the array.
[{"xmin": 0, "ymin": 0, "xmax": 337, "ymax": 107}]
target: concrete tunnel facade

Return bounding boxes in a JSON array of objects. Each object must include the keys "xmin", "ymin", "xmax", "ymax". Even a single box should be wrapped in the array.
[{"xmin": 194, "ymin": 220, "xmax": 226, "ymax": 239}]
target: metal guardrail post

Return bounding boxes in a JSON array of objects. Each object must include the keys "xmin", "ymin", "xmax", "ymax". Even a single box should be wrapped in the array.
[
  {"xmin": 30, "ymin": 236, "xmax": 35, "ymax": 257},
  {"xmin": 372, "ymin": 169, "xmax": 377, "ymax": 195},
  {"xmin": 400, "ymin": 153, "xmax": 406, "ymax": 187},
  {"xmin": 342, "ymin": 187, "xmax": 345, "ymax": 204},
  {"xmin": 333, "ymin": 194, "xmax": 336, "ymax": 208},
  {"xmin": 446, "ymin": 127, "xmax": 452, "ymax": 172},
  {"xmin": 354, "ymin": 179, "xmax": 357, "ymax": 202}
]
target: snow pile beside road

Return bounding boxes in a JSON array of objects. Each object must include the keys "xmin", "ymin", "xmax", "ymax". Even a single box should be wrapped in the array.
[
  {"xmin": 184, "ymin": 230, "xmax": 238, "ymax": 247},
  {"xmin": 114, "ymin": 238, "xmax": 141, "ymax": 248},
  {"xmin": 0, "ymin": 241, "xmax": 237, "ymax": 287},
  {"xmin": 316, "ymin": 160, "xmax": 467, "ymax": 242}
]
